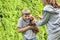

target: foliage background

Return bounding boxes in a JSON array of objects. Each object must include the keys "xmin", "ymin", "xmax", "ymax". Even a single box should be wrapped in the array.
[{"xmin": 0, "ymin": 0, "xmax": 60, "ymax": 40}]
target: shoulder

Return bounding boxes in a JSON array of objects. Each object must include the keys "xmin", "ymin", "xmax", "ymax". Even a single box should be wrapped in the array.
[
  {"xmin": 43, "ymin": 5, "xmax": 53, "ymax": 11},
  {"xmin": 18, "ymin": 17, "xmax": 23, "ymax": 22}
]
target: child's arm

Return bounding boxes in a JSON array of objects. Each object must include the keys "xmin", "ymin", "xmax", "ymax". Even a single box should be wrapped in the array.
[
  {"xmin": 17, "ymin": 26, "xmax": 32, "ymax": 33},
  {"xmin": 17, "ymin": 18, "xmax": 34, "ymax": 33},
  {"xmin": 34, "ymin": 11, "xmax": 50, "ymax": 26}
]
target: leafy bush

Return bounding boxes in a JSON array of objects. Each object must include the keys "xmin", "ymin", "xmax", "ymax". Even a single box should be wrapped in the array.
[{"xmin": 2, "ymin": 0, "xmax": 60, "ymax": 40}]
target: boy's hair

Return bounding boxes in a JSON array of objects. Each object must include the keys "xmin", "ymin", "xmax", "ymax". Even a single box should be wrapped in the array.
[{"xmin": 22, "ymin": 9, "xmax": 30, "ymax": 16}]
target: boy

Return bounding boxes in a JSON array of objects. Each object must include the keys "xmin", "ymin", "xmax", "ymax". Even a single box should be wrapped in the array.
[{"xmin": 17, "ymin": 9, "xmax": 38, "ymax": 40}]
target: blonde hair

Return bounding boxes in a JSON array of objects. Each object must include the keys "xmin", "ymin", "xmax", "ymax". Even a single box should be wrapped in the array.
[{"xmin": 21, "ymin": 9, "xmax": 30, "ymax": 16}]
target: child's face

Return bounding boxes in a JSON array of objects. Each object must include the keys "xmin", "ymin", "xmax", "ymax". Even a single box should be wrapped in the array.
[{"xmin": 22, "ymin": 14, "xmax": 30, "ymax": 21}]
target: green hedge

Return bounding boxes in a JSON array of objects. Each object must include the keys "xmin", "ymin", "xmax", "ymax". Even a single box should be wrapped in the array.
[{"xmin": 0, "ymin": 0, "xmax": 52, "ymax": 40}]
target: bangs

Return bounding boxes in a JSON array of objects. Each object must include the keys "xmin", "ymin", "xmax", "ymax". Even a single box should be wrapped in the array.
[{"xmin": 22, "ymin": 13, "xmax": 30, "ymax": 15}]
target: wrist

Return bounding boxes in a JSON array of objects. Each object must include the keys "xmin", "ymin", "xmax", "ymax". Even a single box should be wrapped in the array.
[{"xmin": 27, "ymin": 26, "xmax": 31, "ymax": 29}]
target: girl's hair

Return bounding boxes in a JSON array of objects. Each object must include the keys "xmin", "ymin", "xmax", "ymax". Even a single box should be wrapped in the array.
[{"xmin": 44, "ymin": 0, "xmax": 60, "ymax": 8}]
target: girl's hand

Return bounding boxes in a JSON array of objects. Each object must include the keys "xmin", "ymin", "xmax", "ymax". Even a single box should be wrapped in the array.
[{"xmin": 35, "ymin": 14, "xmax": 42, "ymax": 19}]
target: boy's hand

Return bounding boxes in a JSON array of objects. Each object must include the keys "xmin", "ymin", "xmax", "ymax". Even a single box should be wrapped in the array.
[
  {"xmin": 35, "ymin": 14, "xmax": 42, "ymax": 19},
  {"xmin": 31, "ymin": 26, "xmax": 36, "ymax": 29},
  {"xmin": 30, "ymin": 15, "xmax": 34, "ymax": 21},
  {"xmin": 28, "ymin": 26, "xmax": 35, "ymax": 29}
]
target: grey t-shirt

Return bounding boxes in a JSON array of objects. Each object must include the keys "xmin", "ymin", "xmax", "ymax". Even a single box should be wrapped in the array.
[
  {"xmin": 17, "ymin": 17, "xmax": 36, "ymax": 39},
  {"xmin": 35, "ymin": 5, "xmax": 60, "ymax": 40}
]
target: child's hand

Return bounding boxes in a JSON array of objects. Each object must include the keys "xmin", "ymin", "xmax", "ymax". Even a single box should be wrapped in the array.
[
  {"xmin": 28, "ymin": 26, "xmax": 34, "ymax": 29},
  {"xmin": 35, "ymin": 14, "xmax": 42, "ymax": 19},
  {"xmin": 28, "ymin": 26, "xmax": 35, "ymax": 29},
  {"xmin": 30, "ymin": 15, "xmax": 34, "ymax": 21},
  {"xmin": 31, "ymin": 26, "xmax": 36, "ymax": 29}
]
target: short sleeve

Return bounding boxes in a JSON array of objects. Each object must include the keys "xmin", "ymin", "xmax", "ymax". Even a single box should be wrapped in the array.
[{"xmin": 17, "ymin": 18, "xmax": 23, "ymax": 28}]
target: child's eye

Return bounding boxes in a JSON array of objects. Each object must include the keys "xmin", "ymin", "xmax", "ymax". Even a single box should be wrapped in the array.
[{"xmin": 25, "ymin": 16, "xmax": 27, "ymax": 17}]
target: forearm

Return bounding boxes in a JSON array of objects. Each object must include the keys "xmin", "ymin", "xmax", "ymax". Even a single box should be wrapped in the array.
[
  {"xmin": 17, "ymin": 26, "xmax": 31, "ymax": 33},
  {"xmin": 35, "ymin": 12, "xmax": 50, "ymax": 26}
]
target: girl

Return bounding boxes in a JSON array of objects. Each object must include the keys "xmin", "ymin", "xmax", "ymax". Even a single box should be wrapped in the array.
[{"xmin": 35, "ymin": 0, "xmax": 60, "ymax": 40}]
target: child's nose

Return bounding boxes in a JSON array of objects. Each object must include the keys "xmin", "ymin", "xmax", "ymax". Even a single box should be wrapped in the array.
[
  {"xmin": 27, "ymin": 17, "xmax": 29, "ymax": 19},
  {"xmin": 26, "ymin": 17, "xmax": 28, "ymax": 19}
]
